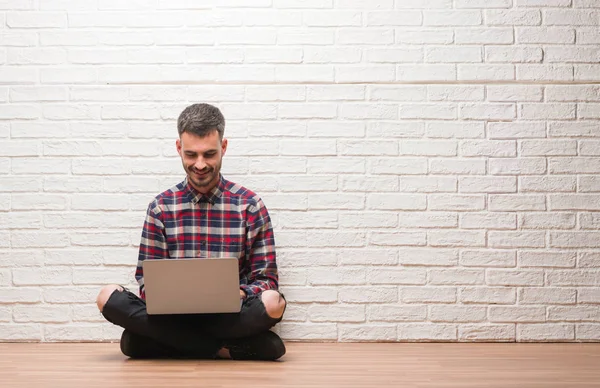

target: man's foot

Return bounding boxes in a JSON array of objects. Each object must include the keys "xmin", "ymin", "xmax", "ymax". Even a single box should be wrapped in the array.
[
  {"xmin": 120, "ymin": 330, "xmax": 180, "ymax": 359},
  {"xmin": 223, "ymin": 330, "xmax": 286, "ymax": 361}
]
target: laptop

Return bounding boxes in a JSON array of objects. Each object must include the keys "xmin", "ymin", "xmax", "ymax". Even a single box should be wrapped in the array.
[{"xmin": 142, "ymin": 257, "xmax": 241, "ymax": 315}]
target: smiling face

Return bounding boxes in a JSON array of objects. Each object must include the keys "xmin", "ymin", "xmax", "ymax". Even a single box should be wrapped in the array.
[{"xmin": 176, "ymin": 130, "xmax": 228, "ymax": 194}]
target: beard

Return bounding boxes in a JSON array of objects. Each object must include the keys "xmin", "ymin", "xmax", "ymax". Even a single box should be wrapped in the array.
[{"xmin": 185, "ymin": 160, "xmax": 221, "ymax": 191}]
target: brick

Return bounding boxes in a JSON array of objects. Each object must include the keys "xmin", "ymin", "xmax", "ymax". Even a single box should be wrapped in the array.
[
  {"xmin": 460, "ymin": 140, "xmax": 516, "ymax": 157},
  {"xmin": 426, "ymin": 122, "xmax": 485, "ymax": 139},
  {"xmin": 520, "ymin": 250, "xmax": 577, "ymax": 268},
  {"xmin": 340, "ymin": 212, "xmax": 398, "ymax": 229},
  {"xmin": 340, "ymin": 104, "xmax": 397, "ymax": 119},
  {"xmin": 459, "ymin": 103, "xmax": 515, "ymax": 120},
  {"xmin": 489, "ymin": 158, "xmax": 547, "ymax": 175},
  {"xmin": 550, "ymin": 158, "xmax": 600, "ymax": 174},
  {"xmin": 396, "ymin": 249, "xmax": 457, "ymax": 267},
  {"xmin": 428, "ymin": 86, "xmax": 484, "ymax": 102},
  {"xmin": 490, "ymin": 195, "xmax": 546, "ymax": 211},
  {"xmin": 278, "ymin": 29, "xmax": 334, "ymax": 45},
  {"xmin": 339, "ymin": 287, "xmax": 398, "ymax": 303},
  {"xmin": 338, "ymin": 249, "xmax": 397, "ymax": 266},
  {"xmin": 460, "ymin": 250, "xmax": 516, "ymax": 267},
  {"xmin": 425, "ymin": 47, "xmax": 481, "ymax": 63},
  {"xmin": 277, "ymin": 250, "xmax": 337, "ymax": 268},
  {"xmin": 460, "ymin": 287, "xmax": 516, "ymax": 304},
  {"xmin": 428, "ymin": 194, "xmax": 486, "ymax": 211},
  {"xmin": 400, "ymin": 140, "xmax": 456, "ymax": 156},
  {"xmin": 545, "ymin": 9, "xmax": 599, "ymax": 25},
  {"xmin": 397, "ymin": 65, "xmax": 456, "ymax": 81},
  {"xmin": 13, "ymin": 305, "xmax": 71, "ymax": 323},
  {"xmin": 340, "ymin": 326, "xmax": 397, "ymax": 342},
  {"xmin": 548, "ymin": 306, "xmax": 600, "ymax": 322},
  {"xmin": 490, "ymin": 306, "xmax": 545, "ymax": 323},
  {"xmin": 519, "ymin": 212, "xmax": 576, "ymax": 230},
  {"xmin": 399, "ymin": 177, "xmax": 457, "ymax": 193},
  {"xmin": 337, "ymin": 28, "xmax": 394, "ymax": 45},
  {"xmin": 577, "ymin": 28, "xmax": 600, "ymax": 44},
  {"xmin": 517, "ymin": 27, "xmax": 574, "ymax": 44},
  {"xmin": 460, "ymin": 176, "xmax": 517, "ymax": 194},
  {"xmin": 397, "ymin": 212, "xmax": 458, "ymax": 228},
  {"xmin": 429, "ymin": 305, "xmax": 487, "ymax": 322},
  {"xmin": 578, "ymin": 288, "xmax": 600, "ymax": 304},
  {"xmin": 457, "ymin": 0, "xmax": 511, "ymax": 7},
  {"xmin": 578, "ymin": 252, "xmax": 600, "ymax": 268},
  {"xmin": 369, "ymin": 231, "xmax": 426, "ymax": 247},
  {"xmin": 519, "ymin": 288, "xmax": 576, "ymax": 305},
  {"xmin": 488, "ymin": 122, "xmax": 546, "ymax": 139},
  {"xmin": 518, "ymin": 324, "xmax": 574, "ymax": 341},
  {"xmin": 0, "ymin": 288, "xmax": 41, "ymax": 304},
  {"xmin": 488, "ymin": 231, "xmax": 546, "ymax": 248},
  {"xmin": 367, "ymin": 194, "xmax": 426, "ymax": 210},
  {"xmin": 550, "ymin": 194, "xmax": 600, "ymax": 211},
  {"xmin": 366, "ymin": 268, "xmax": 426, "ymax": 285},
  {"xmin": 308, "ymin": 268, "xmax": 365, "ymax": 286},
  {"xmin": 519, "ymin": 176, "xmax": 576, "ymax": 192},
  {"xmin": 308, "ymin": 157, "xmax": 365, "ymax": 174},
  {"xmin": 73, "ymin": 268, "xmax": 132, "ymax": 285},
  {"xmin": 0, "ymin": 324, "xmax": 41, "ymax": 341},
  {"xmin": 280, "ymin": 103, "xmax": 337, "ymax": 119},
  {"xmin": 12, "ymin": 232, "xmax": 69, "ymax": 249},
  {"xmin": 460, "ymin": 212, "xmax": 516, "ymax": 229},
  {"xmin": 398, "ymin": 324, "xmax": 457, "ymax": 341},
  {"xmin": 429, "ymin": 230, "xmax": 486, "ymax": 247},
  {"xmin": 577, "ymin": 324, "xmax": 600, "ymax": 341},
  {"xmin": 545, "ymin": 47, "xmax": 600, "ymax": 63},
  {"xmin": 13, "ymin": 268, "xmax": 71, "ymax": 286},
  {"xmin": 458, "ymin": 65, "xmax": 515, "ymax": 81},
  {"xmin": 308, "ymin": 85, "xmax": 365, "ymax": 101},
  {"xmin": 308, "ymin": 305, "xmax": 365, "ymax": 323},
  {"xmin": 336, "ymin": 0, "xmax": 393, "ymax": 8},
  {"xmin": 486, "ymin": 9, "xmax": 541, "ymax": 25},
  {"xmin": 485, "ymin": 47, "xmax": 543, "ymax": 63},
  {"xmin": 340, "ymin": 140, "xmax": 398, "ymax": 156},
  {"xmin": 551, "ymin": 232, "xmax": 600, "ymax": 248},
  {"xmin": 459, "ymin": 325, "xmax": 515, "ymax": 342},
  {"xmin": 580, "ymin": 212, "xmax": 600, "ymax": 229},
  {"xmin": 369, "ymin": 85, "xmax": 426, "ymax": 101},
  {"xmin": 278, "ymin": 323, "xmax": 337, "ymax": 341},
  {"xmin": 0, "ymin": 177, "xmax": 42, "ymax": 193},
  {"xmin": 429, "ymin": 269, "xmax": 485, "ymax": 285},
  {"xmin": 308, "ymin": 121, "xmax": 364, "ymax": 138},
  {"xmin": 309, "ymin": 193, "xmax": 364, "ymax": 210},
  {"xmin": 44, "ymin": 249, "xmax": 104, "ymax": 266},
  {"xmin": 7, "ymin": 12, "xmax": 66, "ymax": 28},
  {"xmin": 548, "ymin": 270, "xmax": 600, "ymax": 286},
  {"xmin": 581, "ymin": 141, "xmax": 600, "ymax": 156},
  {"xmin": 303, "ymin": 47, "xmax": 361, "ymax": 63},
  {"xmin": 517, "ymin": 64, "xmax": 573, "ymax": 81},
  {"xmin": 0, "ymin": 104, "xmax": 39, "ymax": 119},
  {"xmin": 341, "ymin": 177, "xmax": 399, "ymax": 192},
  {"xmin": 368, "ymin": 122, "xmax": 425, "ymax": 138},
  {"xmin": 487, "ymin": 270, "xmax": 544, "ymax": 286},
  {"xmin": 368, "ymin": 305, "xmax": 426, "ymax": 322},
  {"xmin": 402, "ymin": 287, "xmax": 457, "ymax": 303},
  {"xmin": 0, "ymin": 250, "xmax": 44, "ymax": 267},
  {"xmin": 306, "ymin": 11, "xmax": 361, "ymax": 26},
  {"xmin": 424, "ymin": 11, "xmax": 482, "ymax": 26}
]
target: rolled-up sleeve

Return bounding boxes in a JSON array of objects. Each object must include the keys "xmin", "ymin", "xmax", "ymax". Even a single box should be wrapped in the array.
[
  {"xmin": 240, "ymin": 198, "xmax": 278, "ymax": 297},
  {"xmin": 135, "ymin": 201, "xmax": 169, "ymax": 300}
]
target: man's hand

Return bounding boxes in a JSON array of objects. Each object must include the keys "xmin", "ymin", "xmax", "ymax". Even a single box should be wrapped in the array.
[{"xmin": 239, "ymin": 289, "xmax": 247, "ymax": 300}]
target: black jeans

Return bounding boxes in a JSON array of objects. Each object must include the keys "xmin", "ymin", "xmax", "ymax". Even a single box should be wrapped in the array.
[{"xmin": 101, "ymin": 288, "xmax": 285, "ymax": 358}]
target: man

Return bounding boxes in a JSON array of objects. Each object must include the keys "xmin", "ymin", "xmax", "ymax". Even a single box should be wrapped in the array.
[{"xmin": 96, "ymin": 103, "xmax": 287, "ymax": 361}]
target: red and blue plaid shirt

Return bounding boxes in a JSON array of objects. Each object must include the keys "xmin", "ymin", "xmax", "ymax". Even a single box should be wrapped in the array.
[{"xmin": 135, "ymin": 174, "xmax": 278, "ymax": 300}]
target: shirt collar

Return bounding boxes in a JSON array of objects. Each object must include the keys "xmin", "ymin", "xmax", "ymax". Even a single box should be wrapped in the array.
[{"xmin": 184, "ymin": 174, "xmax": 225, "ymax": 205}]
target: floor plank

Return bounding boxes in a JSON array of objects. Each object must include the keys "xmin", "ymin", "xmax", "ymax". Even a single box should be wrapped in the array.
[{"xmin": 1, "ymin": 342, "xmax": 600, "ymax": 388}]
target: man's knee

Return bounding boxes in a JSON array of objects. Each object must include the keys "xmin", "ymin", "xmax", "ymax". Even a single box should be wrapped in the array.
[
  {"xmin": 261, "ymin": 290, "xmax": 286, "ymax": 319},
  {"xmin": 96, "ymin": 284, "xmax": 123, "ymax": 312}
]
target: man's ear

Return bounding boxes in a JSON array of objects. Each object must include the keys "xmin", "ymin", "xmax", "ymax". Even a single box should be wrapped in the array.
[
  {"xmin": 176, "ymin": 138, "xmax": 182, "ymax": 156},
  {"xmin": 221, "ymin": 138, "xmax": 228, "ymax": 156}
]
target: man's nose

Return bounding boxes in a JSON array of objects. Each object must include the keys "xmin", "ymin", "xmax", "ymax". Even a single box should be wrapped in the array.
[{"xmin": 194, "ymin": 158, "xmax": 207, "ymax": 171}]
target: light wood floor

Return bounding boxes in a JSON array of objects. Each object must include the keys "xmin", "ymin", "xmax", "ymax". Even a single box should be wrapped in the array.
[{"xmin": 1, "ymin": 342, "xmax": 599, "ymax": 388}]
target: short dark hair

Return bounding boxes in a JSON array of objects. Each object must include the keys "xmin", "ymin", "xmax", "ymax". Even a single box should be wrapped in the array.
[{"xmin": 177, "ymin": 103, "xmax": 225, "ymax": 140}]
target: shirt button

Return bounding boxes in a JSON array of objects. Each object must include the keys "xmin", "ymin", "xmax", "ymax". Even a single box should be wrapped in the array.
[{"xmin": 200, "ymin": 241, "xmax": 206, "ymax": 246}]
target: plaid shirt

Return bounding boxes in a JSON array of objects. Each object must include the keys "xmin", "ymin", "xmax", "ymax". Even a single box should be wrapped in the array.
[{"xmin": 135, "ymin": 174, "xmax": 278, "ymax": 300}]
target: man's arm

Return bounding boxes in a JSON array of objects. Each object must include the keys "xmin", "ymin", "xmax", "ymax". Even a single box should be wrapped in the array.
[
  {"xmin": 239, "ymin": 198, "xmax": 278, "ymax": 298},
  {"xmin": 135, "ymin": 201, "xmax": 169, "ymax": 300}
]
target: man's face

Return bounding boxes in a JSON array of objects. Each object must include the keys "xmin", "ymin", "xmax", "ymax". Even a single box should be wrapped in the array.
[{"xmin": 176, "ymin": 130, "xmax": 227, "ymax": 194}]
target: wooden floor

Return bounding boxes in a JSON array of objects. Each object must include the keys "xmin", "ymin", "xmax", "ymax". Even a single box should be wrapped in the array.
[{"xmin": 1, "ymin": 342, "xmax": 600, "ymax": 388}]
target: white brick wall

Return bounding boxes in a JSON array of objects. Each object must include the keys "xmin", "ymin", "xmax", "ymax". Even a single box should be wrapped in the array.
[{"xmin": 1, "ymin": 1, "xmax": 599, "ymax": 343}]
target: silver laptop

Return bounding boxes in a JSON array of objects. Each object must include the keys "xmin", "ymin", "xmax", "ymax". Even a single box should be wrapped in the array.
[{"xmin": 142, "ymin": 258, "xmax": 241, "ymax": 315}]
